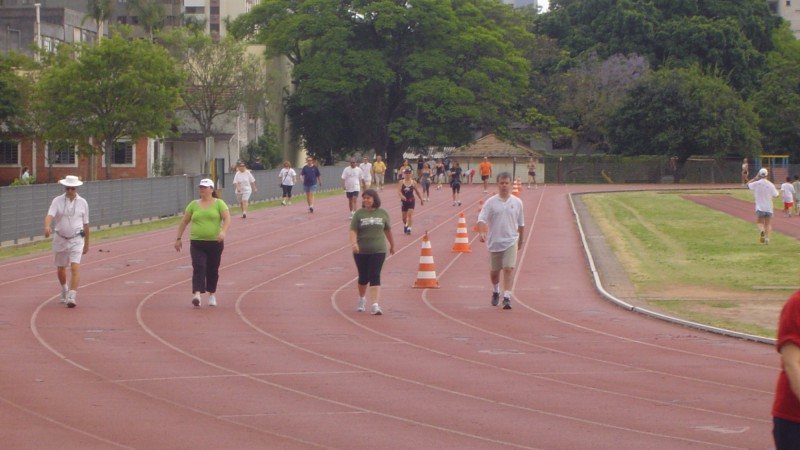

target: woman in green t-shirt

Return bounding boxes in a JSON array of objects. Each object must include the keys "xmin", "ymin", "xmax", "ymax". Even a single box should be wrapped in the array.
[
  {"xmin": 349, "ymin": 189, "xmax": 395, "ymax": 315},
  {"xmin": 174, "ymin": 178, "xmax": 231, "ymax": 308}
]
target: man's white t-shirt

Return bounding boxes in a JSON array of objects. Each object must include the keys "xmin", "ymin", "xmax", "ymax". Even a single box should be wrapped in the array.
[
  {"xmin": 47, "ymin": 193, "xmax": 89, "ymax": 252},
  {"xmin": 341, "ymin": 166, "xmax": 364, "ymax": 192},
  {"xmin": 477, "ymin": 194, "xmax": 524, "ymax": 252},
  {"xmin": 749, "ymin": 178, "xmax": 779, "ymax": 213}
]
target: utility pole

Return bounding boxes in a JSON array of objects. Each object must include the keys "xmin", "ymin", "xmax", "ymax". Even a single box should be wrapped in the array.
[{"xmin": 34, "ymin": 3, "xmax": 41, "ymax": 62}]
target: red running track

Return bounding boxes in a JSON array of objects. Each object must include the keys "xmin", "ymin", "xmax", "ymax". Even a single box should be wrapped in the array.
[{"xmin": 0, "ymin": 184, "xmax": 777, "ymax": 449}]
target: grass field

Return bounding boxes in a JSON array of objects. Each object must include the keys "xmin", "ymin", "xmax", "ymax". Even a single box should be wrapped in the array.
[{"xmin": 584, "ymin": 189, "xmax": 795, "ymax": 339}]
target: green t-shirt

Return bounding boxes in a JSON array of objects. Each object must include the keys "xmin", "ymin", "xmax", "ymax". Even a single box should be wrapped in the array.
[
  {"xmin": 350, "ymin": 208, "xmax": 391, "ymax": 254},
  {"xmin": 186, "ymin": 199, "xmax": 228, "ymax": 241}
]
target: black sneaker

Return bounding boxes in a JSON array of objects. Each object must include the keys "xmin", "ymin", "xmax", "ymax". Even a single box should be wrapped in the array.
[
  {"xmin": 491, "ymin": 292, "xmax": 500, "ymax": 306},
  {"xmin": 502, "ymin": 297, "xmax": 512, "ymax": 310},
  {"xmin": 309, "ymin": 206, "xmax": 314, "ymax": 213}
]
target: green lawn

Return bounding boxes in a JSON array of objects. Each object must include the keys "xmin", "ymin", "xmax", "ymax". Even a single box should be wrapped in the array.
[{"xmin": 585, "ymin": 189, "xmax": 793, "ymax": 338}]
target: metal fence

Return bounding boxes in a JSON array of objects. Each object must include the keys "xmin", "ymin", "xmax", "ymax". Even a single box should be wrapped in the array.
[
  {"xmin": 0, "ymin": 166, "xmax": 341, "ymax": 246},
  {"xmin": 3, "ymin": 158, "xmax": 798, "ymax": 245}
]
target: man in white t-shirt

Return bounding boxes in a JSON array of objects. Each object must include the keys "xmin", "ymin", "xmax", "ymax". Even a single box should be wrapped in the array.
[
  {"xmin": 359, "ymin": 156, "xmax": 373, "ymax": 189},
  {"xmin": 748, "ymin": 168, "xmax": 779, "ymax": 244},
  {"xmin": 341, "ymin": 158, "xmax": 364, "ymax": 219},
  {"xmin": 477, "ymin": 172, "xmax": 524, "ymax": 310},
  {"xmin": 44, "ymin": 175, "xmax": 90, "ymax": 308}
]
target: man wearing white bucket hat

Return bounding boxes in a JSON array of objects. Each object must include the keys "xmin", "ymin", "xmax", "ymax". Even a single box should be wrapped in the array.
[
  {"xmin": 748, "ymin": 167, "xmax": 779, "ymax": 245},
  {"xmin": 44, "ymin": 175, "xmax": 90, "ymax": 308}
]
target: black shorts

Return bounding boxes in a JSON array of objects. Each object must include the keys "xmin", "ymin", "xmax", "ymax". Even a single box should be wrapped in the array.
[
  {"xmin": 401, "ymin": 200, "xmax": 415, "ymax": 212},
  {"xmin": 346, "ymin": 191, "xmax": 360, "ymax": 199},
  {"xmin": 481, "ymin": 175, "xmax": 489, "ymax": 181}
]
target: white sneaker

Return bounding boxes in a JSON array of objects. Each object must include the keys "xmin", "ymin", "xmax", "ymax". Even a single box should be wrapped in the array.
[
  {"xmin": 192, "ymin": 294, "xmax": 201, "ymax": 307},
  {"xmin": 208, "ymin": 294, "xmax": 217, "ymax": 307},
  {"xmin": 60, "ymin": 286, "xmax": 68, "ymax": 304},
  {"xmin": 66, "ymin": 290, "xmax": 77, "ymax": 308},
  {"xmin": 357, "ymin": 298, "xmax": 366, "ymax": 312},
  {"xmin": 371, "ymin": 303, "xmax": 382, "ymax": 315}
]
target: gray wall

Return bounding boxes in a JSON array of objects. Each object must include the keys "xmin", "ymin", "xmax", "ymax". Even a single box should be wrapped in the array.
[{"xmin": 0, "ymin": 166, "xmax": 340, "ymax": 245}]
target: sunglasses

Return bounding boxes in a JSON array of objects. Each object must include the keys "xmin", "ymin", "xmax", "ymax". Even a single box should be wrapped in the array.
[{"xmin": 65, "ymin": 187, "xmax": 76, "ymax": 190}]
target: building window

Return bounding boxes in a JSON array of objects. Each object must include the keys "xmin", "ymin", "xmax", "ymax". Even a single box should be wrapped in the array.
[
  {"xmin": 0, "ymin": 140, "xmax": 19, "ymax": 165},
  {"xmin": 47, "ymin": 141, "xmax": 77, "ymax": 166},
  {"xmin": 111, "ymin": 141, "xmax": 134, "ymax": 165},
  {"xmin": 185, "ymin": 6, "xmax": 204, "ymax": 14}
]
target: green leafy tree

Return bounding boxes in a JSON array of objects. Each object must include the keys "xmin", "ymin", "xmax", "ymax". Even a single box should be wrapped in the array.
[
  {"xmin": 541, "ymin": 0, "xmax": 777, "ymax": 96},
  {"xmin": 607, "ymin": 66, "xmax": 761, "ymax": 182},
  {"xmin": 0, "ymin": 56, "xmax": 24, "ymax": 125},
  {"xmin": 82, "ymin": 0, "xmax": 114, "ymax": 41},
  {"xmin": 160, "ymin": 29, "xmax": 267, "ymax": 173},
  {"xmin": 127, "ymin": 0, "xmax": 167, "ymax": 41},
  {"xmin": 231, "ymin": 0, "xmax": 531, "ymax": 167},
  {"xmin": 241, "ymin": 123, "xmax": 282, "ymax": 169},
  {"xmin": 557, "ymin": 52, "xmax": 649, "ymax": 154},
  {"xmin": 752, "ymin": 24, "xmax": 800, "ymax": 158},
  {"xmin": 33, "ymin": 34, "xmax": 184, "ymax": 180}
]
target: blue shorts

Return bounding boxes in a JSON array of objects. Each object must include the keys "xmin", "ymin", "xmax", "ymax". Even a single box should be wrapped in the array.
[
  {"xmin": 757, "ymin": 210, "xmax": 773, "ymax": 219},
  {"xmin": 303, "ymin": 185, "xmax": 318, "ymax": 193}
]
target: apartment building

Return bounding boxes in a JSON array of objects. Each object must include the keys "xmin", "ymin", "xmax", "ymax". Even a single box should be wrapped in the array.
[
  {"xmin": 115, "ymin": 0, "xmax": 255, "ymax": 38},
  {"xmin": 767, "ymin": 0, "xmax": 800, "ymax": 38}
]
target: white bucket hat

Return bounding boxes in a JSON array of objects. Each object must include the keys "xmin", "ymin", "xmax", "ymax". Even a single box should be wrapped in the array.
[{"xmin": 58, "ymin": 175, "xmax": 83, "ymax": 187}]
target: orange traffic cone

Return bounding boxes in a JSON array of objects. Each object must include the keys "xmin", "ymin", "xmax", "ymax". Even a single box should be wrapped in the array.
[
  {"xmin": 474, "ymin": 200, "xmax": 485, "ymax": 232},
  {"xmin": 452, "ymin": 213, "xmax": 472, "ymax": 253},
  {"xmin": 413, "ymin": 233, "xmax": 440, "ymax": 288},
  {"xmin": 511, "ymin": 181, "xmax": 520, "ymax": 197}
]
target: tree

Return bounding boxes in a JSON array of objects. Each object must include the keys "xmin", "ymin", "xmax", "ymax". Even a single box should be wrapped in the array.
[
  {"xmin": 557, "ymin": 52, "xmax": 649, "ymax": 154},
  {"xmin": 231, "ymin": 0, "xmax": 531, "ymax": 166},
  {"xmin": 607, "ymin": 67, "xmax": 761, "ymax": 182},
  {"xmin": 752, "ymin": 24, "xmax": 800, "ymax": 158},
  {"xmin": 82, "ymin": 0, "xmax": 114, "ymax": 41},
  {"xmin": 33, "ymin": 34, "xmax": 184, "ymax": 180},
  {"xmin": 541, "ymin": 0, "xmax": 777, "ymax": 96},
  {"xmin": 127, "ymin": 0, "xmax": 167, "ymax": 41},
  {"xmin": 160, "ymin": 29, "xmax": 267, "ymax": 173}
]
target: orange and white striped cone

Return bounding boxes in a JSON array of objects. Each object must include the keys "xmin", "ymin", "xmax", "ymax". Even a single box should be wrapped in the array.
[
  {"xmin": 474, "ymin": 200, "xmax": 484, "ymax": 232},
  {"xmin": 452, "ymin": 213, "xmax": 472, "ymax": 253},
  {"xmin": 511, "ymin": 181, "xmax": 520, "ymax": 197},
  {"xmin": 413, "ymin": 233, "xmax": 440, "ymax": 288}
]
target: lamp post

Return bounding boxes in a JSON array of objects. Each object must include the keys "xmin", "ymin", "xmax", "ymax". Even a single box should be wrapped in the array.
[{"xmin": 34, "ymin": 3, "xmax": 41, "ymax": 62}]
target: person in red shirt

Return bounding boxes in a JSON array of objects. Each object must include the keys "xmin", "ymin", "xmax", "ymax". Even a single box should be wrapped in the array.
[
  {"xmin": 773, "ymin": 289, "xmax": 800, "ymax": 448},
  {"xmin": 478, "ymin": 156, "xmax": 492, "ymax": 193}
]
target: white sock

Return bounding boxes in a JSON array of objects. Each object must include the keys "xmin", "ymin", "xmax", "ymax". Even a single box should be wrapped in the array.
[
  {"xmin": 493, "ymin": 284, "xmax": 500, "ymax": 293},
  {"xmin": 67, "ymin": 290, "xmax": 76, "ymax": 300},
  {"xmin": 61, "ymin": 284, "xmax": 68, "ymax": 294},
  {"xmin": 504, "ymin": 290, "xmax": 512, "ymax": 299}
]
